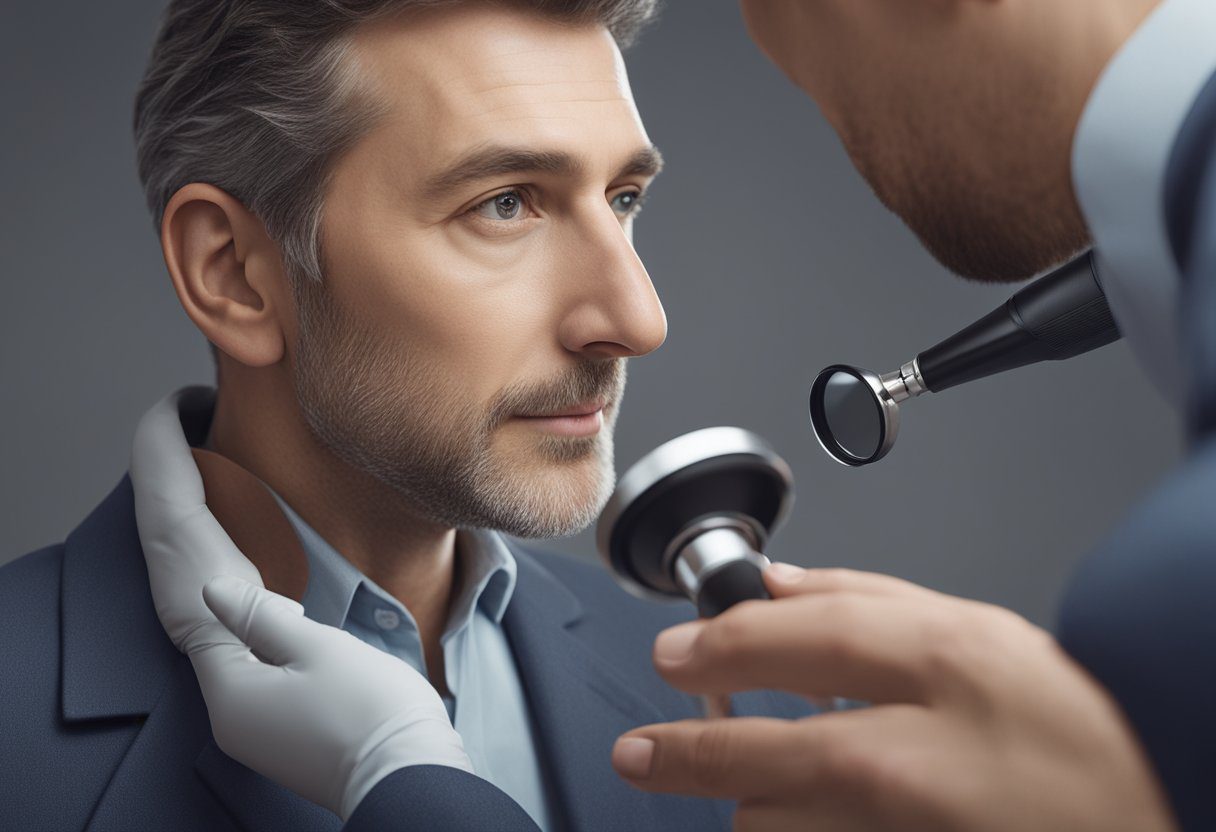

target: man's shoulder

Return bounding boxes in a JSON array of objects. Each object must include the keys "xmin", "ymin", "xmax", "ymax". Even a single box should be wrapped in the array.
[
  {"xmin": 1, "ymin": 474, "xmax": 173, "ymax": 717},
  {"xmin": 1061, "ymin": 436, "xmax": 1216, "ymax": 646},
  {"xmin": 0, "ymin": 542, "xmax": 64, "ymax": 609},
  {"xmin": 0, "ymin": 543, "xmax": 65, "ymax": 678},
  {"xmin": 1059, "ymin": 439, "xmax": 1216, "ymax": 830},
  {"xmin": 0, "ymin": 542, "xmax": 66, "ymax": 676},
  {"xmin": 0, "ymin": 475, "xmax": 150, "ymax": 705},
  {"xmin": 0, "ymin": 542, "xmax": 132, "ymax": 830},
  {"xmin": 1166, "ymin": 65, "xmax": 1216, "ymax": 270}
]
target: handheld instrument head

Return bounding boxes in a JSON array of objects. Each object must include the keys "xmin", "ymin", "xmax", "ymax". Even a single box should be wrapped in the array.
[
  {"xmin": 596, "ymin": 427, "xmax": 794, "ymax": 617},
  {"xmin": 809, "ymin": 251, "xmax": 1119, "ymax": 466}
]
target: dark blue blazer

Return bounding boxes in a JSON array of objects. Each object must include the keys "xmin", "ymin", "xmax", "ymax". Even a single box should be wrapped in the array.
[
  {"xmin": 0, "ymin": 476, "xmax": 808, "ymax": 831},
  {"xmin": 1058, "ymin": 69, "xmax": 1216, "ymax": 831}
]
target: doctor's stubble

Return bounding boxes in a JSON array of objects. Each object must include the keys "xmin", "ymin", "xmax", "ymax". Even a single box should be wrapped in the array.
[
  {"xmin": 834, "ymin": 102, "xmax": 1093, "ymax": 284},
  {"xmin": 290, "ymin": 274, "xmax": 625, "ymax": 539},
  {"xmin": 736, "ymin": 1, "xmax": 1098, "ymax": 284}
]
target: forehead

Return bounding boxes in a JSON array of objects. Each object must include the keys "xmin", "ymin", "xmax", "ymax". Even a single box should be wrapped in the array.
[{"xmin": 349, "ymin": 4, "xmax": 649, "ymax": 181}]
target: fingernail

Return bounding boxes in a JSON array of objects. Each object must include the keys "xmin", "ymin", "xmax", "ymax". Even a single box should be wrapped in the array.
[
  {"xmin": 612, "ymin": 737, "xmax": 655, "ymax": 780},
  {"xmin": 654, "ymin": 622, "xmax": 702, "ymax": 665},
  {"xmin": 766, "ymin": 562, "xmax": 805, "ymax": 584}
]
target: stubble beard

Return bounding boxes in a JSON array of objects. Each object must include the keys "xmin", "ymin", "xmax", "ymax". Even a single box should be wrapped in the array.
[
  {"xmin": 837, "ymin": 107, "xmax": 1092, "ymax": 283},
  {"xmin": 290, "ymin": 279, "xmax": 623, "ymax": 539}
]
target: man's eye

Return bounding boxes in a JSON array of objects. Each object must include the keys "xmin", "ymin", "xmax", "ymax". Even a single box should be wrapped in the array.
[
  {"xmin": 473, "ymin": 190, "xmax": 526, "ymax": 221},
  {"xmin": 611, "ymin": 190, "xmax": 647, "ymax": 217}
]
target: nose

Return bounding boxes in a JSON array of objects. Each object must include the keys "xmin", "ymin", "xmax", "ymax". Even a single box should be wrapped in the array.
[{"xmin": 556, "ymin": 204, "xmax": 667, "ymax": 360}]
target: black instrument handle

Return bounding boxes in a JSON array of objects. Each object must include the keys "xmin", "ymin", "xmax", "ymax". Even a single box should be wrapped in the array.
[
  {"xmin": 917, "ymin": 252, "xmax": 1121, "ymax": 393},
  {"xmin": 696, "ymin": 559, "xmax": 771, "ymax": 618}
]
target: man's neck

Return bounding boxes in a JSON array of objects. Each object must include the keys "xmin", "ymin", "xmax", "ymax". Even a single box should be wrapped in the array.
[{"xmin": 208, "ymin": 365, "xmax": 456, "ymax": 692}]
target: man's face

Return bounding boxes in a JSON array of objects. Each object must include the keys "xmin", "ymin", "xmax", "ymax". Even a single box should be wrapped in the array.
[
  {"xmin": 740, "ymin": 0, "xmax": 1097, "ymax": 282},
  {"xmin": 291, "ymin": 4, "xmax": 666, "ymax": 538}
]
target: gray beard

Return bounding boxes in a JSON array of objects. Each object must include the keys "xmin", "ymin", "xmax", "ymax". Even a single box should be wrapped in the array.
[{"xmin": 290, "ymin": 279, "xmax": 621, "ymax": 538}]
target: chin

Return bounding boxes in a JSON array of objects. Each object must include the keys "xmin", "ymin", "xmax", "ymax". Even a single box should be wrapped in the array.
[
  {"xmin": 535, "ymin": 434, "xmax": 604, "ymax": 464},
  {"xmin": 893, "ymin": 185, "xmax": 1092, "ymax": 283},
  {"xmin": 918, "ymin": 222, "xmax": 1091, "ymax": 284},
  {"xmin": 493, "ymin": 483, "xmax": 609, "ymax": 539},
  {"xmin": 844, "ymin": 130, "xmax": 1090, "ymax": 283},
  {"xmin": 471, "ymin": 447, "xmax": 612, "ymax": 539}
]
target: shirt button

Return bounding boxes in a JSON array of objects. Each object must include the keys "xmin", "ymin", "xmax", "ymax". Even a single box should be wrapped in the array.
[{"xmin": 374, "ymin": 608, "xmax": 401, "ymax": 631}]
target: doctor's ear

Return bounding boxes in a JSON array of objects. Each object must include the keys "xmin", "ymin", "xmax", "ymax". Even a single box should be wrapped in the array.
[{"xmin": 160, "ymin": 183, "xmax": 291, "ymax": 368}]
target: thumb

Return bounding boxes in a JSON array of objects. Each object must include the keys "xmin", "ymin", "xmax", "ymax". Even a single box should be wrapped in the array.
[{"xmin": 203, "ymin": 575, "xmax": 309, "ymax": 666}]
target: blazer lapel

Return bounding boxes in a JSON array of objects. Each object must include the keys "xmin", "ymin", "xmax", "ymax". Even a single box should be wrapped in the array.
[
  {"xmin": 60, "ymin": 476, "xmax": 179, "ymax": 723},
  {"xmin": 61, "ymin": 477, "xmax": 335, "ymax": 832},
  {"xmin": 85, "ymin": 659, "xmax": 234, "ymax": 832},
  {"xmin": 504, "ymin": 550, "xmax": 724, "ymax": 832},
  {"xmin": 193, "ymin": 739, "xmax": 340, "ymax": 832}
]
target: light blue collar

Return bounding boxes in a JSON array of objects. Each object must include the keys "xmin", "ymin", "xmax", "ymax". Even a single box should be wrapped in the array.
[
  {"xmin": 1072, "ymin": 0, "xmax": 1216, "ymax": 404},
  {"xmin": 268, "ymin": 491, "xmax": 517, "ymax": 638}
]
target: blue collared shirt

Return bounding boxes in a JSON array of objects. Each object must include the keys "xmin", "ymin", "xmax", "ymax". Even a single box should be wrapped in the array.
[{"xmin": 269, "ymin": 493, "xmax": 554, "ymax": 831}]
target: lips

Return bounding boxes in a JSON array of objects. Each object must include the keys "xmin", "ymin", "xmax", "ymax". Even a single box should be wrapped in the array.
[
  {"xmin": 513, "ymin": 399, "xmax": 610, "ymax": 439},
  {"xmin": 517, "ymin": 399, "xmax": 608, "ymax": 420}
]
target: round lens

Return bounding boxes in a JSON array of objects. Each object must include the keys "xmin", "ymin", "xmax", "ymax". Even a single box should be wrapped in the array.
[{"xmin": 822, "ymin": 371, "xmax": 883, "ymax": 461}]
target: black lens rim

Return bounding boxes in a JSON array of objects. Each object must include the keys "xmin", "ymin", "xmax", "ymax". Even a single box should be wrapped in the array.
[{"xmin": 808, "ymin": 365, "xmax": 894, "ymax": 467}]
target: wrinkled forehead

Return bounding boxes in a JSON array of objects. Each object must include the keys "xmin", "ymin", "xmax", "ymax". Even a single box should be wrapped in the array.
[{"xmin": 349, "ymin": 3, "xmax": 648, "ymax": 184}]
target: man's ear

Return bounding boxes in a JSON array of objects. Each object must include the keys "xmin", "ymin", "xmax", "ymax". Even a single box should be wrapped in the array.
[{"xmin": 160, "ymin": 184, "xmax": 291, "ymax": 368}]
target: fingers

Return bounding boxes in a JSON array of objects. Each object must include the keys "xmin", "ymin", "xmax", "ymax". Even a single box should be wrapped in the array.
[
  {"xmin": 613, "ymin": 717, "xmax": 828, "ymax": 799},
  {"xmin": 764, "ymin": 564, "xmax": 938, "ymax": 601},
  {"xmin": 613, "ymin": 706, "xmax": 928, "ymax": 803},
  {"xmin": 651, "ymin": 592, "xmax": 945, "ymax": 703},
  {"xmin": 202, "ymin": 575, "xmax": 308, "ymax": 666}
]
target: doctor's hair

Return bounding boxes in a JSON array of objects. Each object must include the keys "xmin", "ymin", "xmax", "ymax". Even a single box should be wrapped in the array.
[{"xmin": 133, "ymin": 0, "xmax": 659, "ymax": 290}]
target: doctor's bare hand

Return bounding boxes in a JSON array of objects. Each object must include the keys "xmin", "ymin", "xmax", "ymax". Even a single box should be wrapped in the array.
[{"xmin": 612, "ymin": 565, "xmax": 1175, "ymax": 832}]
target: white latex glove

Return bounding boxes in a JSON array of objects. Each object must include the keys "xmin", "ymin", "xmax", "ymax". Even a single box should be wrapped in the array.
[
  {"xmin": 129, "ymin": 388, "xmax": 474, "ymax": 820},
  {"xmin": 198, "ymin": 574, "xmax": 473, "ymax": 820},
  {"xmin": 131, "ymin": 387, "xmax": 264, "ymax": 655}
]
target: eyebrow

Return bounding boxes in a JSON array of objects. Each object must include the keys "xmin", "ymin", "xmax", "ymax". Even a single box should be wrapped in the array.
[{"xmin": 422, "ymin": 144, "xmax": 665, "ymax": 199}]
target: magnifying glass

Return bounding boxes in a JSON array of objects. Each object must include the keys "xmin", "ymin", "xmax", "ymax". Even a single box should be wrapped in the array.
[{"xmin": 810, "ymin": 251, "xmax": 1120, "ymax": 466}]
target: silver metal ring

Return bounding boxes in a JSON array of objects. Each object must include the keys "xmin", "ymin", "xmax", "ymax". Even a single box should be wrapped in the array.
[
  {"xmin": 672, "ymin": 527, "xmax": 771, "ymax": 600},
  {"xmin": 809, "ymin": 366, "xmax": 901, "ymax": 467},
  {"xmin": 596, "ymin": 427, "xmax": 793, "ymax": 568},
  {"xmin": 662, "ymin": 513, "xmax": 765, "ymax": 585}
]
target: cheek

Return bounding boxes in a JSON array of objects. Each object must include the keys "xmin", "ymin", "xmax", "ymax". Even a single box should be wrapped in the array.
[{"xmin": 327, "ymin": 219, "xmax": 566, "ymax": 403}]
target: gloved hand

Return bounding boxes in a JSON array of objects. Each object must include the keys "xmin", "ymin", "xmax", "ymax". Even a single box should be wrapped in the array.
[
  {"xmin": 198, "ymin": 574, "xmax": 473, "ymax": 821},
  {"xmin": 131, "ymin": 388, "xmax": 265, "ymax": 655},
  {"xmin": 129, "ymin": 388, "xmax": 474, "ymax": 820}
]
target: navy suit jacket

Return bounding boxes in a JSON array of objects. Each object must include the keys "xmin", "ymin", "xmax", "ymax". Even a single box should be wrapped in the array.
[
  {"xmin": 1058, "ymin": 69, "xmax": 1216, "ymax": 830},
  {"xmin": 0, "ymin": 475, "xmax": 808, "ymax": 831}
]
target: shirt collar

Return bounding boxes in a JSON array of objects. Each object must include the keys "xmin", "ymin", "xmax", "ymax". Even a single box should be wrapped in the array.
[
  {"xmin": 1072, "ymin": 0, "xmax": 1216, "ymax": 405},
  {"xmin": 269, "ymin": 492, "xmax": 364, "ymax": 628},
  {"xmin": 451, "ymin": 529, "xmax": 517, "ymax": 629},
  {"xmin": 269, "ymin": 491, "xmax": 517, "ymax": 635}
]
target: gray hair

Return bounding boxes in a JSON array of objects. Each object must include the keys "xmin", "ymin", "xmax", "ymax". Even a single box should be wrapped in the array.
[{"xmin": 134, "ymin": 0, "xmax": 659, "ymax": 287}]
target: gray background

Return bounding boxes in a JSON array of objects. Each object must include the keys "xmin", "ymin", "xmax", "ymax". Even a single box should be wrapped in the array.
[{"xmin": 0, "ymin": 1, "xmax": 1179, "ymax": 626}]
